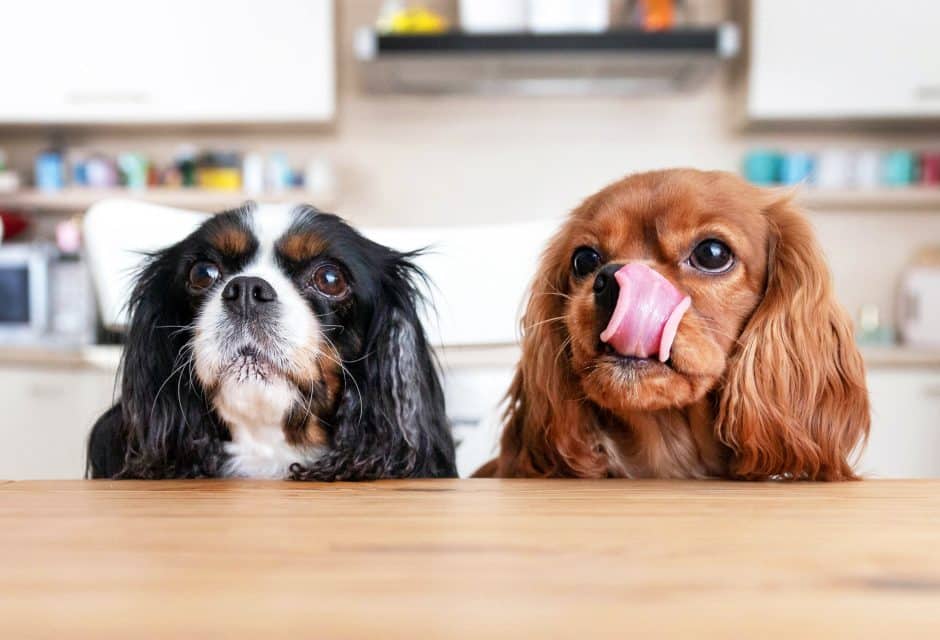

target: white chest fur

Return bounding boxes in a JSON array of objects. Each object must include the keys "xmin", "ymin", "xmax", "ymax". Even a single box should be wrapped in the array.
[{"xmin": 213, "ymin": 377, "xmax": 324, "ymax": 479}]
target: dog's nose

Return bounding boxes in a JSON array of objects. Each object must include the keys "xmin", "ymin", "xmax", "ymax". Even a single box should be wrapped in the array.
[
  {"xmin": 221, "ymin": 276, "xmax": 277, "ymax": 316},
  {"xmin": 593, "ymin": 263, "xmax": 624, "ymax": 317}
]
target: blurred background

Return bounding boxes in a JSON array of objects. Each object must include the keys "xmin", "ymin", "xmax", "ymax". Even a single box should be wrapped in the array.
[{"xmin": 0, "ymin": 0, "xmax": 938, "ymax": 479}]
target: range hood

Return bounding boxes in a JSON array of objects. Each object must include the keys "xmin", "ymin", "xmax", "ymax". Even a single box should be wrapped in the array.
[{"xmin": 355, "ymin": 25, "xmax": 739, "ymax": 96}]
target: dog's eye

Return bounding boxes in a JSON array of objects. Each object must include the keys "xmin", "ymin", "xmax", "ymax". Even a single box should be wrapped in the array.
[
  {"xmin": 311, "ymin": 264, "xmax": 349, "ymax": 298},
  {"xmin": 689, "ymin": 239, "xmax": 734, "ymax": 273},
  {"xmin": 188, "ymin": 261, "xmax": 221, "ymax": 291},
  {"xmin": 572, "ymin": 247, "xmax": 602, "ymax": 278}
]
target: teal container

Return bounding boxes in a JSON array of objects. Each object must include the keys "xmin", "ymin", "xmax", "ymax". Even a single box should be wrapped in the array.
[
  {"xmin": 882, "ymin": 150, "xmax": 918, "ymax": 186},
  {"xmin": 117, "ymin": 153, "xmax": 150, "ymax": 189},
  {"xmin": 742, "ymin": 150, "xmax": 783, "ymax": 186}
]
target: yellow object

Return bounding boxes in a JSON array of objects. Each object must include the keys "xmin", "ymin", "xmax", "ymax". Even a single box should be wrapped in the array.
[
  {"xmin": 197, "ymin": 167, "xmax": 242, "ymax": 191},
  {"xmin": 386, "ymin": 8, "xmax": 449, "ymax": 34}
]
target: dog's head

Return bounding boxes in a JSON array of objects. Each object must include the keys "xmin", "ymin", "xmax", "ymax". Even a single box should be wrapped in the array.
[
  {"xmin": 497, "ymin": 170, "xmax": 869, "ymax": 480},
  {"xmin": 114, "ymin": 203, "xmax": 455, "ymax": 479}
]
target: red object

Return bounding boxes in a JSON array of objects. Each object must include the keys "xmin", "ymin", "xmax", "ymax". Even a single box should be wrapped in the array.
[
  {"xmin": 0, "ymin": 211, "xmax": 29, "ymax": 242},
  {"xmin": 921, "ymin": 152, "xmax": 940, "ymax": 186}
]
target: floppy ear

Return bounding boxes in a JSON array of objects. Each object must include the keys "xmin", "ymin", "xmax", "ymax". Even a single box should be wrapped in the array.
[
  {"xmin": 87, "ymin": 246, "xmax": 225, "ymax": 478},
  {"xmin": 292, "ymin": 253, "xmax": 456, "ymax": 480},
  {"xmin": 493, "ymin": 243, "xmax": 608, "ymax": 478},
  {"xmin": 715, "ymin": 197, "xmax": 870, "ymax": 480}
]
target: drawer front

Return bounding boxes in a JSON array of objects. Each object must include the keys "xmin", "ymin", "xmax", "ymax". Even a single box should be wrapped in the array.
[
  {"xmin": 861, "ymin": 371, "xmax": 940, "ymax": 478},
  {"xmin": 0, "ymin": 367, "xmax": 116, "ymax": 479}
]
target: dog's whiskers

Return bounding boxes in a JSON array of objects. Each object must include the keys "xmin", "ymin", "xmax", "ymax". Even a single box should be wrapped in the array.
[{"xmin": 523, "ymin": 315, "xmax": 568, "ymax": 332}]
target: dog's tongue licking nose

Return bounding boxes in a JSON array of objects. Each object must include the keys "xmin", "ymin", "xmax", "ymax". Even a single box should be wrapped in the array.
[{"xmin": 599, "ymin": 263, "xmax": 691, "ymax": 362}]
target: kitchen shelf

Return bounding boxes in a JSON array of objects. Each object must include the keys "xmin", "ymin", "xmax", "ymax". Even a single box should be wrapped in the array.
[
  {"xmin": 0, "ymin": 187, "xmax": 335, "ymax": 214},
  {"xmin": 797, "ymin": 188, "xmax": 940, "ymax": 212},
  {"xmin": 354, "ymin": 25, "xmax": 739, "ymax": 95}
]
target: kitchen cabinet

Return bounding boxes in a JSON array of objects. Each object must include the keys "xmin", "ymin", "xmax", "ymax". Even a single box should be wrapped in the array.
[
  {"xmin": 0, "ymin": 0, "xmax": 335, "ymax": 124},
  {"xmin": 860, "ymin": 370, "xmax": 940, "ymax": 478},
  {"xmin": 0, "ymin": 365, "xmax": 116, "ymax": 479},
  {"xmin": 747, "ymin": 0, "xmax": 940, "ymax": 120}
]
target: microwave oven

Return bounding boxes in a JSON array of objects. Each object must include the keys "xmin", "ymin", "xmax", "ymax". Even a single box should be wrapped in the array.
[{"xmin": 0, "ymin": 243, "xmax": 96, "ymax": 346}]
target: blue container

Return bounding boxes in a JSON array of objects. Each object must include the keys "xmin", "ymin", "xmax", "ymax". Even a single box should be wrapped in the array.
[
  {"xmin": 71, "ymin": 160, "xmax": 88, "ymax": 187},
  {"xmin": 35, "ymin": 151, "xmax": 65, "ymax": 192},
  {"xmin": 742, "ymin": 150, "xmax": 783, "ymax": 186},
  {"xmin": 780, "ymin": 152, "xmax": 815, "ymax": 185}
]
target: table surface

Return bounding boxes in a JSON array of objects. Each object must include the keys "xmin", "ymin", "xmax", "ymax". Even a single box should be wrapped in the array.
[{"xmin": 2, "ymin": 479, "xmax": 939, "ymax": 639}]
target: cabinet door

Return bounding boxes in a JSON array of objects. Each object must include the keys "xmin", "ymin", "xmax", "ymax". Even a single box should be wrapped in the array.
[
  {"xmin": 443, "ymin": 365, "xmax": 515, "ymax": 477},
  {"xmin": 0, "ymin": 367, "xmax": 116, "ymax": 479},
  {"xmin": 860, "ymin": 370, "xmax": 940, "ymax": 478},
  {"xmin": 748, "ymin": 0, "xmax": 940, "ymax": 119},
  {"xmin": 0, "ymin": 0, "xmax": 334, "ymax": 123}
]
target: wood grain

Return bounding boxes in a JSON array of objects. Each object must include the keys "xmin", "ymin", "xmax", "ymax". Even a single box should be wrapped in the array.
[{"xmin": 1, "ymin": 479, "xmax": 939, "ymax": 639}]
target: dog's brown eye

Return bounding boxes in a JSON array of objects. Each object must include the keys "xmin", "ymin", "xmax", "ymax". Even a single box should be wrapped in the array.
[
  {"xmin": 188, "ymin": 261, "xmax": 221, "ymax": 291},
  {"xmin": 690, "ymin": 239, "xmax": 734, "ymax": 273},
  {"xmin": 572, "ymin": 247, "xmax": 602, "ymax": 278},
  {"xmin": 311, "ymin": 264, "xmax": 349, "ymax": 298}
]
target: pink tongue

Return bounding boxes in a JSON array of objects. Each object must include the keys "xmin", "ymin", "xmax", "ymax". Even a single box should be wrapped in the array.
[{"xmin": 599, "ymin": 263, "xmax": 690, "ymax": 362}]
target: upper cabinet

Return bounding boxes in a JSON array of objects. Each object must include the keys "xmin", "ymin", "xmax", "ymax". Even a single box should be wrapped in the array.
[
  {"xmin": 747, "ymin": 0, "xmax": 940, "ymax": 121},
  {"xmin": 0, "ymin": 0, "xmax": 335, "ymax": 125}
]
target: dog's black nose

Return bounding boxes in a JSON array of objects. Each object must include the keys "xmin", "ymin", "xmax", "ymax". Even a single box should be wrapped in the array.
[
  {"xmin": 593, "ymin": 263, "xmax": 623, "ymax": 315},
  {"xmin": 222, "ymin": 276, "xmax": 277, "ymax": 316}
]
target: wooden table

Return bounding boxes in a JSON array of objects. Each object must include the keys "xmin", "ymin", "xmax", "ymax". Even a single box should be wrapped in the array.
[{"xmin": 2, "ymin": 480, "xmax": 939, "ymax": 639}]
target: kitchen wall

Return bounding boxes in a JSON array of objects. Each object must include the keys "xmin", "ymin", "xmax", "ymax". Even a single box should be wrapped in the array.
[{"xmin": 2, "ymin": 0, "xmax": 939, "ymax": 321}]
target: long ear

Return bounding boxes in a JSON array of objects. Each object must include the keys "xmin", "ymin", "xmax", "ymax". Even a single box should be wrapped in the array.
[
  {"xmin": 292, "ymin": 252, "xmax": 456, "ymax": 480},
  {"xmin": 108, "ymin": 248, "xmax": 225, "ymax": 478},
  {"xmin": 495, "ymin": 243, "xmax": 607, "ymax": 478},
  {"xmin": 716, "ymin": 197, "xmax": 870, "ymax": 480}
]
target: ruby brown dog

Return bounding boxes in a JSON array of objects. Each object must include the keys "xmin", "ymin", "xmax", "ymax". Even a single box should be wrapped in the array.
[{"xmin": 477, "ymin": 169, "xmax": 869, "ymax": 480}]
